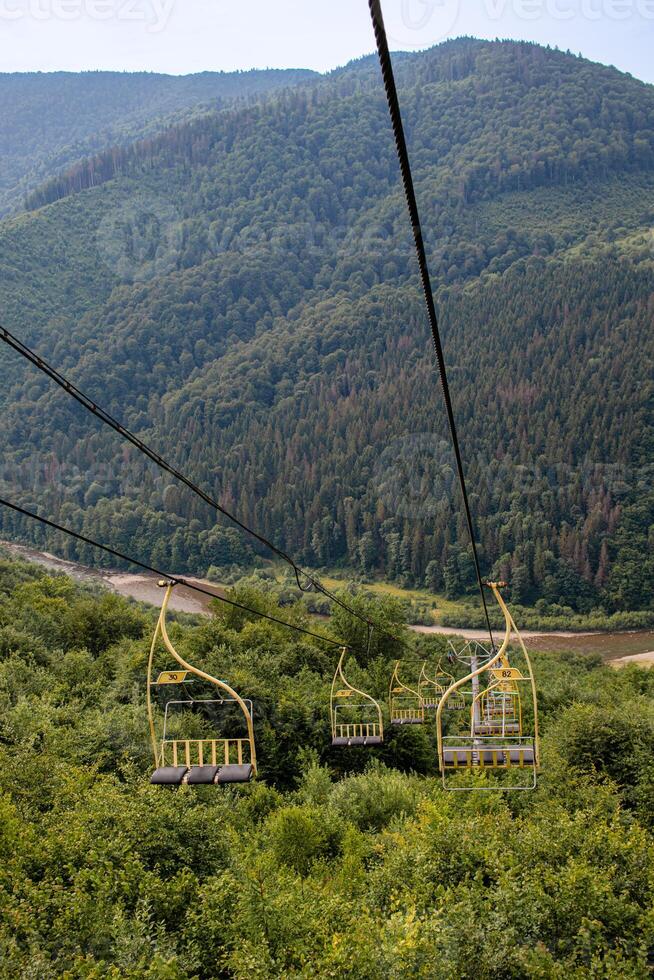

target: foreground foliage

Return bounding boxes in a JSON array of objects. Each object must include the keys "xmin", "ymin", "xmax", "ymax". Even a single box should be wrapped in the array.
[{"xmin": 0, "ymin": 554, "xmax": 653, "ymax": 977}]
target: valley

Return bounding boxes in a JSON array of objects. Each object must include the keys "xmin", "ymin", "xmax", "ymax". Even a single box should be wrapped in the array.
[{"xmin": 5, "ymin": 540, "xmax": 653, "ymax": 662}]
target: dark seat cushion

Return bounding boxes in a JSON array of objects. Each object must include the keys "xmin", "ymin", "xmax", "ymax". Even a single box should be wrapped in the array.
[
  {"xmin": 150, "ymin": 766, "xmax": 188, "ymax": 785},
  {"xmin": 443, "ymin": 747, "xmax": 472, "ymax": 763},
  {"xmin": 186, "ymin": 765, "xmax": 222, "ymax": 785},
  {"xmin": 508, "ymin": 746, "xmax": 535, "ymax": 765},
  {"xmin": 216, "ymin": 763, "xmax": 254, "ymax": 784},
  {"xmin": 391, "ymin": 718, "xmax": 423, "ymax": 725},
  {"xmin": 332, "ymin": 735, "xmax": 383, "ymax": 747}
]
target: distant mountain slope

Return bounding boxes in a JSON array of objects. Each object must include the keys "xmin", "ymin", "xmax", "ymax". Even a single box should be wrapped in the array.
[
  {"xmin": 0, "ymin": 68, "xmax": 317, "ymax": 214},
  {"xmin": 0, "ymin": 39, "xmax": 652, "ymax": 611}
]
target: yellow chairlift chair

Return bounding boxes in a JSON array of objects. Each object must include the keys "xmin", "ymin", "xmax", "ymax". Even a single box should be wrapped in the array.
[
  {"xmin": 445, "ymin": 688, "xmax": 467, "ymax": 711},
  {"xmin": 472, "ymin": 683, "xmax": 522, "ymax": 737},
  {"xmin": 418, "ymin": 659, "xmax": 454, "ymax": 710},
  {"xmin": 147, "ymin": 581, "xmax": 257, "ymax": 787},
  {"xmin": 436, "ymin": 582, "xmax": 540, "ymax": 790},
  {"xmin": 330, "ymin": 648, "xmax": 384, "ymax": 747},
  {"xmin": 389, "ymin": 661, "xmax": 425, "ymax": 725},
  {"xmin": 443, "ymin": 640, "xmax": 483, "ymax": 711}
]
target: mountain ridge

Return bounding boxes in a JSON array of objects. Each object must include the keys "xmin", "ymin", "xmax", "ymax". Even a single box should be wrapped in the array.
[{"xmin": 0, "ymin": 66, "xmax": 318, "ymax": 215}]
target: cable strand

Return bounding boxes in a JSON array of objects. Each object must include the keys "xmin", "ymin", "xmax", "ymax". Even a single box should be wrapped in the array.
[{"xmin": 367, "ymin": 0, "xmax": 495, "ymax": 648}]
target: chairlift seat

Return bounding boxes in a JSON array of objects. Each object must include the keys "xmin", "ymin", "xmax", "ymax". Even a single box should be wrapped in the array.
[
  {"xmin": 443, "ymin": 747, "xmax": 472, "ymax": 764},
  {"xmin": 442, "ymin": 744, "xmax": 535, "ymax": 768},
  {"xmin": 332, "ymin": 735, "xmax": 383, "ymax": 747},
  {"xmin": 443, "ymin": 745, "xmax": 506, "ymax": 766},
  {"xmin": 391, "ymin": 717, "xmax": 423, "ymax": 725},
  {"xmin": 216, "ymin": 763, "xmax": 254, "ymax": 784},
  {"xmin": 186, "ymin": 765, "xmax": 222, "ymax": 785},
  {"xmin": 150, "ymin": 766, "xmax": 189, "ymax": 785}
]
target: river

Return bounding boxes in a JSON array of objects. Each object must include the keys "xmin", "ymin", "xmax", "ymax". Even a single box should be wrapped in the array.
[{"xmin": 2, "ymin": 541, "xmax": 652, "ymax": 665}]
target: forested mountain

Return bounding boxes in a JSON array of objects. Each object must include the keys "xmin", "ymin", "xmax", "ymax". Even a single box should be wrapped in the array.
[
  {"xmin": 0, "ymin": 68, "xmax": 316, "ymax": 214},
  {"xmin": 1, "ymin": 39, "xmax": 653, "ymax": 613}
]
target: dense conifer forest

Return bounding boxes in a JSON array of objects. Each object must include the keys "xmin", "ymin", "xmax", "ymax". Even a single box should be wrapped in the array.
[
  {"xmin": 0, "ymin": 39, "xmax": 652, "ymax": 613},
  {"xmin": 0, "ymin": 551, "xmax": 652, "ymax": 976},
  {"xmin": 0, "ymin": 68, "xmax": 316, "ymax": 215}
]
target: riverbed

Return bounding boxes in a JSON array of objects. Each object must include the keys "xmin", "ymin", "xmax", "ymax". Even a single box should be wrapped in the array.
[
  {"xmin": 411, "ymin": 622, "xmax": 654, "ymax": 662},
  {"xmin": 1, "ymin": 541, "xmax": 223, "ymax": 614}
]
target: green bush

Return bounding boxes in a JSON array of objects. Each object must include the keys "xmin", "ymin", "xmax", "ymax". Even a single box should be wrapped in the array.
[{"xmin": 0, "ymin": 553, "xmax": 652, "ymax": 977}]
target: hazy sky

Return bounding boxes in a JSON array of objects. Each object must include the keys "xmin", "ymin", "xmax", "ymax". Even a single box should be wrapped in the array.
[{"xmin": 1, "ymin": 0, "xmax": 653, "ymax": 84}]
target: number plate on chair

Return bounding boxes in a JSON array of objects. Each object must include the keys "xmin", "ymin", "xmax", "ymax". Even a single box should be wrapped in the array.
[
  {"xmin": 156, "ymin": 670, "xmax": 189, "ymax": 684},
  {"xmin": 490, "ymin": 667, "xmax": 523, "ymax": 681}
]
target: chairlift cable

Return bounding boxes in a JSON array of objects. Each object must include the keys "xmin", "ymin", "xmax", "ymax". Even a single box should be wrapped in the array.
[{"xmin": 367, "ymin": 0, "xmax": 495, "ymax": 648}]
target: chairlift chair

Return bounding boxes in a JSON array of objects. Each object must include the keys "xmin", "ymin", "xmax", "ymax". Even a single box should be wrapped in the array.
[
  {"xmin": 418, "ymin": 659, "xmax": 454, "ymax": 710},
  {"xmin": 436, "ymin": 582, "xmax": 540, "ymax": 791},
  {"xmin": 330, "ymin": 648, "xmax": 384, "ymax": 747},
  {"xmin": 147, "ymin": 581, "xmax": 257, "ymax": 786},
  {"xmin": 389, "ymin": 661, "xmax": 424, "ymax": 725},
  {"xmin": 472, "ymin": 684, "xmax": 522, "ymax": 736},
  {"xmin": 446, "ymin": 692, "xmax": 467, "ymax": 711}
]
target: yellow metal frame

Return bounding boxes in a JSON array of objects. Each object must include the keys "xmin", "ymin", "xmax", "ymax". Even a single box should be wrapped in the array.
[
  {"xmin": 330, "ymin": 647, "xmax": 384, "ymax": 743},
  {"xmin": 389, "ymin": 661, "xmax": 425, "ymax": 724},
  {"xmin": 147, "ymin": 581, "xmax": 257, "ymax": 775},
  {"xmin": 436, "ymin": 582, "xmax": 540, "ymax": 788}
]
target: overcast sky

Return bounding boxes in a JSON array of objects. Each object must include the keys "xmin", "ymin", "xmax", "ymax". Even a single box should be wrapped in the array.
[{"xmin": 1, "ymin": 0, "xmax": 653, "ymax": 84}]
